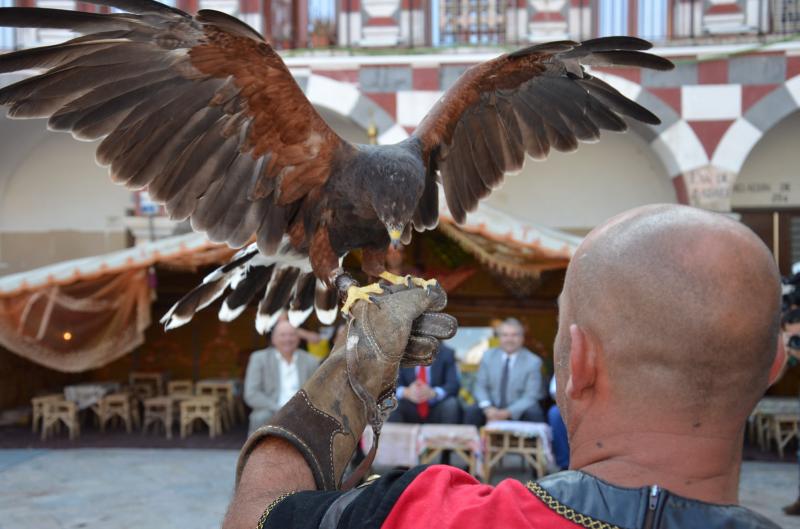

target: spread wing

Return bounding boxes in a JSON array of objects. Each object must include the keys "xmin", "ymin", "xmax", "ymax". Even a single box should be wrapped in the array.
[
  {"xmin": 412, "ymin": 37, "xmax": 674, "ymax": 225},
  {"xmin": 0, "ymin": 0, "xmax": 346, "ymax": 254}
]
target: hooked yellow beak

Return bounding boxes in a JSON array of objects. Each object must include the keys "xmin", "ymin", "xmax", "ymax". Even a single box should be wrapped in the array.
[{"xmin": 388, "ymin": 226, "xmax": 403, "ymax": 249}]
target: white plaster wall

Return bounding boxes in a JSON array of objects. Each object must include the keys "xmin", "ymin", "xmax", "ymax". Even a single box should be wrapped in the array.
[
  {"xmin": 0, "ymin": 123, "xmax": 130, "ymax": 233},
  {"xmin": 732, "ymin": 111, "xmax": 800, "ymax": 208},
  {"xmin": 484, "ymin": 130, "xmax": 675, "ymax": 230},
  {"xmin": 315, "ymin": 106, "xmax": 370, "ymax": 144}
]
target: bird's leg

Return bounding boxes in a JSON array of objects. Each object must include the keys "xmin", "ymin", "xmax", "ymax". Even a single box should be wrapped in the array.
[
  {"xmin": 333, "ymin": 271, "xmax": 384, "ymax": 317},
  {"xmin": 379, "ymin": 271, "xmax": 439, "ymax": 292}
]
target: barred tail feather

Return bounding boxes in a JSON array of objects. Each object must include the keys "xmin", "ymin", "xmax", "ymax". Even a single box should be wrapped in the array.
[{"xmin": 314, "ymin": 280, "xmax": 338, "ymax": 325}]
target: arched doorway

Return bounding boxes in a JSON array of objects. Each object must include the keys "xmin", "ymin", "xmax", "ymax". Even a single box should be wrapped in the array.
[
  {"xmin": 484, "ymin": 128, "xmax": 675, "ymax": 234},
  {"xmin": 733, "ymin": 110, "xmax": 800, "ymax": 274}
]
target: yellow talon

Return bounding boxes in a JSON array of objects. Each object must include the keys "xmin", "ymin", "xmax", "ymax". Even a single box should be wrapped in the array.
[
  {"xmin": 410, "ymin": 277, "xmax": 438, "ymax": 289},
  {"xmin": 379, "ymin": 271, "xmax": 407, "ymax": 285},
  {"xmin": 341, "ymin": 283, "xmax": 384, "ymax": 315},
  {"xmin": 379, "ymin": 271, "xmax": 438, "ymax": 290}
]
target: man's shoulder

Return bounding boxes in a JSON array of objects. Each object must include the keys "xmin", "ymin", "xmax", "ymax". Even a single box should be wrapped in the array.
[
  {"xmin": 436, "ymin": 344, "xmax": 456, "ymax": 362},
  {"xmin": 483, "ymin": 348, "xmax": 501, "ymax": 361},
  {"xmin": 265, "ymin": 466, "xmax": 569, "ymax": 529},
  {"xmin": 538, "ymin": 470, "xmax": 782, "ymax": 529},
  {"xmin": 518, "ymin": 348, "xmax": 543, "ymax": 366},
  {"xmin": 249, "ymin": 348, "xmax": 274, "ymax": 361},
  {"xmin": 295, "ymin": 349, "xmax": 319, "ymax": 365}
]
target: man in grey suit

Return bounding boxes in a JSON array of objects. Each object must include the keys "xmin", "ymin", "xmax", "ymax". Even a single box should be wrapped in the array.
[
  {"xmin": 464, "ymin": 318, "xmax": 545, "ymax": 426},
  {"xmin": 244, "ymin": 319, "xmax": 319, "ymax": 434}
]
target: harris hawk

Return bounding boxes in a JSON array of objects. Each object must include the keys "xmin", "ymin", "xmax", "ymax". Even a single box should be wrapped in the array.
[{"xmin": 0, "ymin": 0, "xmax": 673, "ymax": 333}]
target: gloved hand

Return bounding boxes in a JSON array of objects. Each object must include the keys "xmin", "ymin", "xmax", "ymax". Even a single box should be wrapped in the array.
[{"xmin": 236, "ymin": 281, "xmax": 457, "ymax": 491}]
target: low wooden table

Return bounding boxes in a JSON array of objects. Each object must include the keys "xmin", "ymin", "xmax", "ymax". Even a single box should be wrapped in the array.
[
  {"xmin": 750, "ymin": 397, "xmax": 799, "ymax": 456},
  {"xmin": 481, "ymin": 421, "xmax": 553, "ymax": 482},
  {"xmin": 63, "ymin": 382, "xmax": 120, "ymax": 410},
  {"xmin": 418, "ymin": 424, "xmax": 480, "ymax": 475}
]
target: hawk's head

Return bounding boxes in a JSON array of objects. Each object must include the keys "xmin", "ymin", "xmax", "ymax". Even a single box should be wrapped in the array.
[{"xmin": 362, "ymin": 144, "xmax": 426, "ymax": 249}]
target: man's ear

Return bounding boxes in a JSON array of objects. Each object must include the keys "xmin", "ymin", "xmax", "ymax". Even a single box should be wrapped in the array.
[
  {"xmin": 565, "ymin": 324, "xmax": 597, "ymax": 400},
  {"xmin": 768, "ymin": 340, "xmax": 788, "ymax": 386}
]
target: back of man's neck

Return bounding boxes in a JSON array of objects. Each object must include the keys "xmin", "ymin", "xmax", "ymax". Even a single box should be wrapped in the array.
[{"xmin": 571, "ymin": 430, "xmax": 742, "ymax": 505}]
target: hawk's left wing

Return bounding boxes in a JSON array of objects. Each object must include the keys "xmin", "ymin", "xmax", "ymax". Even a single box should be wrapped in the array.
[{"xmin": 412, "ymin": 37, "xmax": 674, "ymax": 226}]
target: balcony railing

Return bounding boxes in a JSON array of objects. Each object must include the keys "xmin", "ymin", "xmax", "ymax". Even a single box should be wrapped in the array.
[{"xmin": 0, "ymin": 0, "xmax": 797, "ymax": 53}]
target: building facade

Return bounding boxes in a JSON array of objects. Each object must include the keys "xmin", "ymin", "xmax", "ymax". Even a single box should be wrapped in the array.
[{"xmin": 1, "ymin": 0, "xmax": 800, "ymax": 274}]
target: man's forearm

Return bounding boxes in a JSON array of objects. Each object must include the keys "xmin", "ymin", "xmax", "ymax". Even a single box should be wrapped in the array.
[{"xmin": 223, "ymin": 438, "xmax": 315, "ymax": 529}]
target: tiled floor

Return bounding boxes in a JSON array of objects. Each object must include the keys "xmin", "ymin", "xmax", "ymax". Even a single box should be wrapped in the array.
[{"xmin": 0, "ymin": 449, "xmax": 796, "ymax": 529}]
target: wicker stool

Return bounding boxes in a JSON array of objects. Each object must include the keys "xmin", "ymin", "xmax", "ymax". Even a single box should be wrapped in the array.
[
  {"xmin": 167, "ymin": 380, "xmax": 194, "ymax": 397},
  {"xmin": 143, "ymin": 396, "xmax": 177, "ymax": 439},
  {"xmin": 481, "ymin": 423, "xmax": 550, "ymax": 482},
  {"xmin": 196, "ymin": 382, "xmax": 235, "ymax": 429},
  {"xmin": 180, "ymin": 396, "xmax": 223, "ymax": 439},
  {"xmin": 31, "ymin": 394, "xmax": 64, "ymax": 433},
  {"xmin": 41, "ymin": 400, "xmax": 80, "ymax": 440},
  {"xmin": 99, "ymin": 393, "xmax": 140, "ymax": 433}
]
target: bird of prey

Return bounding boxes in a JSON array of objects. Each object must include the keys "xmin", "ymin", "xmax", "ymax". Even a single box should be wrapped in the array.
[{"xmin": 0, "ymin": 0, "xmax": 673, "ymax": 333}]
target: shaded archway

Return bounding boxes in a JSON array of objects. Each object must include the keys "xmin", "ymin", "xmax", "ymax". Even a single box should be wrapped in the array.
[
  {"xmin": 484, "ymin": 126, "xmax": 675, "ymax": 233},
  {"xmin": 733, "ymin": 110, "xmax": 800, "ymax": 209}
]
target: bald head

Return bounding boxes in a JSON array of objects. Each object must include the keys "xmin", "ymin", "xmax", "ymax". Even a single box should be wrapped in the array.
[{"xmin": 556, "ymin": 204, "xmax": 781, "ymax": 428}]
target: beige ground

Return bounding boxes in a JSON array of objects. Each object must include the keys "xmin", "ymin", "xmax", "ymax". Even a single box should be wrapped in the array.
[{"xmin": 0, "ymin": 449, "xmax": 795, "ymax": 529}]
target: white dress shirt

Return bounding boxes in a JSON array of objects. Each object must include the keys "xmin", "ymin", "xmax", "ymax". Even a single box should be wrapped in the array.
[{"xmin": 276, "ymin": 350, "xmax": 300, "ymax": 407}]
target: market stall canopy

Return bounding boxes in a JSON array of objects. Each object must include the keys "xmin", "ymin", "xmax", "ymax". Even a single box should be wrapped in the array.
[
  {"xmin": 0, "ymin": 234, "xmax": 233, "ymax": 372},
  {"xmin": 438, "ymin": 191, "xmax": 582, "ymax": 278},
  {"xmin": 0, "ymin": 206, "xmax": 580, "ymax": 372}
]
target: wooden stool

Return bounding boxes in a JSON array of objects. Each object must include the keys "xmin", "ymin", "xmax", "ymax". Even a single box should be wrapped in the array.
[
  {"xmin": 769, "ymin": 413, "xmax": 800, "ymax": 458},
  {"xmin": 196, "ymin": 382, "xmax": 234, "ymax": 430},
  {"xmin": 143, "ymin": 396, "xmax": 177, "ymax": 439},
  {"xmin": 31, "ymin": 394, "xmax": 64, "ymax": 433},
  {"xmin": 129, "ymin": 372, "xmax": 164, "ymax": 401},
  {"xmin": 167, "ymin": 380, "xmax": 194, "ymax": 397},
  {"xmin": 41, "ymin": 400, "xmax": 80, "ymax": 440},
  {"xmin": 419, "ymin": 424, "xmax": 480, "ymax": 475},
  {"xmin": 482, "ymin": 424, "xmax": 550, "ymax": 482},
  {"xmin": 180, "ymin": 397, "xmax": 223, "ymax": 438},
  {"xmin": 99, "ymin": 393, "xmax": 140, "ymax": 433}
]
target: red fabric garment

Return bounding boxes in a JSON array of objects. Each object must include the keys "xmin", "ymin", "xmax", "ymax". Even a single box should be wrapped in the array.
[
  {"xmin": 416, "ymin": 366, "xmax": 429, "ymax": 419},
  {"xmin": 381, "ymin": 466, "xmax": 582, "ymax": 529}
]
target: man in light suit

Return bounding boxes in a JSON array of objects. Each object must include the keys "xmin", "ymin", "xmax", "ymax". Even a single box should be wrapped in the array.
[
  {"xmin": 244, "ymin": 319, "xmax": 319, "ymax": 434},
  {"xmin": 388, "ymin": 343, "xmax": 461, "ymax": 424},
  {"xmin": 464, "ymin": 318, "xmax": 545, "ymax": 426}
]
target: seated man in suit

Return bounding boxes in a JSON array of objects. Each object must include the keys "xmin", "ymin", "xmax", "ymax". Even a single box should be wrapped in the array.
[
  {"xmin": 388, "ymin": 343, "xmax": 461, "ymax": 425},
  {"xmin": 244, "ymin": 319, "xmax": 319, "ymax": 434},
  {"xmin": 464, "ymin": 318, "xmax": 545, "ymax": 426}
]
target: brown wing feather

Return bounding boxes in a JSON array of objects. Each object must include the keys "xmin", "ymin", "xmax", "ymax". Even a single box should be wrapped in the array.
[
  {"xmin": 413, "ymin": 37, "xmax": 673, "ymax": 224},
  {"xmin": 0, "ymin": 2, "xmax": 345, "ymax": 256}
]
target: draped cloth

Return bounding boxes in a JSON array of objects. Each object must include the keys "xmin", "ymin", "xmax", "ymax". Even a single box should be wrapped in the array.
[
  {"xmin": 0, "ymin": 233, "xmax": 234, "ymax": 373},
  {"xmin": 0, "ymin": 269, "xmax": 151, "ymax": 373}
]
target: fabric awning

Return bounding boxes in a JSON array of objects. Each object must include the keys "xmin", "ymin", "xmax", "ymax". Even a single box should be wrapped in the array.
[
  {"xmin": 0, "ymin": 206, "xmax": 581, "ymax": 372},
  {"xmin": 0, "ymin": 234, "xmax": 235, "ymax": 372},
  {"xmin": 438, "ymin": 192, "xmax": 582, "ymax": 278},
  {"xmin": 0, "ymin": 233, "xmax": 231, "ymax": 297}
]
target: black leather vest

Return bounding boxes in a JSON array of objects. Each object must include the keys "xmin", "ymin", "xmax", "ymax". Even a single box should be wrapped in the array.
[{"xmin": 535, "ymin": 470, "xmax": 782, "ymax": 529}]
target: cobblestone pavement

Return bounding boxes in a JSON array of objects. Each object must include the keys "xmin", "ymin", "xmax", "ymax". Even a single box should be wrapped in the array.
[{"xmin": 0, "ymin": 449, "xmax": 796, "ymax": 529}]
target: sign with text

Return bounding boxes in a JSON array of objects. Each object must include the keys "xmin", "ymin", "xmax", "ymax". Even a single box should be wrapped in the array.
[
  {"xmin": 684, "ymin": 165, "xmax": 735, "ymax": 211},
  {"xmin": 732, "ymin": 179, "xmax": 799, "ymax": 207}
]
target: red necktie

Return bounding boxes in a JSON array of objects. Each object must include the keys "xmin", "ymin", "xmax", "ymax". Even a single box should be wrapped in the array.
[{"xmin": 417, "ymin": 366, "xmax": 429, "ymax": 420}]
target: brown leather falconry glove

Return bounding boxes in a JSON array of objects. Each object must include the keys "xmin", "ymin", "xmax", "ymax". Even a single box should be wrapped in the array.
[{"xmin": 235, "ymin": 282, "xmax": 458, "ymax": 491}]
